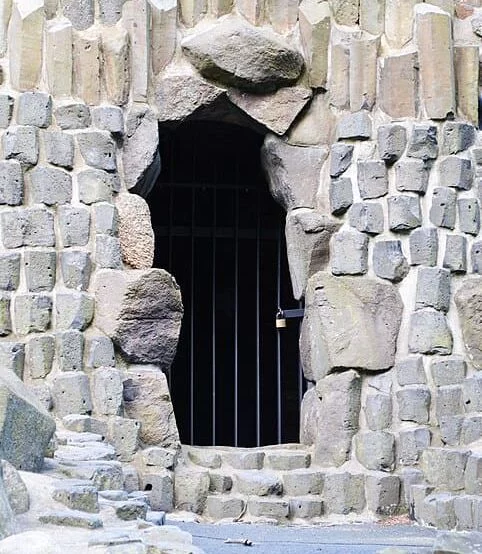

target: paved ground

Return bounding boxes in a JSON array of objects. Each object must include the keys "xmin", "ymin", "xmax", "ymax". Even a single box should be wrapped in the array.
[{"xmin": 171, "ymin": 520, "xmax": 440, "ymax": 554}]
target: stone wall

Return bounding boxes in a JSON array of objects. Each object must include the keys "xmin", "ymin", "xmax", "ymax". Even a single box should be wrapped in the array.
[{"xmin": 0, "ymin": 0, "xmax": 481, "ymax": 529}]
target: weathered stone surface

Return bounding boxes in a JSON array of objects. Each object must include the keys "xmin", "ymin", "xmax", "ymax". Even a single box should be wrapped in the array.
[
  {"xmin": 395, "ymin": 159, "xmax": 429, "ymax": 194},
  {"xmin": 46, "ymin": 18, "xmax": 73, "ymax": 97},
  {"xmin": 55, "ymin": 292, "xmax": 94, "ymax": 331},
  {"xmin": 262, "ymin": 134, "xmax": 326, "ymax": 211},
  {"xmin": 52, "ymin": 481, "xmax": 99, "ymax": 513},
  {"xmin": 379, "ymin": 53, "xmax": 417, "ymax": 118},
  {"xmin": 92, "ymin": 367, "xmax": 123, "ymax": 416},
  {"xmin": 366, "ymin": 474, "xmax": 400, "ymax": 516},
  {"xmin": 14, "ymin": 294, "xmax": 52, "ymax": 335},
  {"xmin": 388, "ymin": 195, "xmax": 421, "ymax": 231},
  {"xmin": 385, "ymin": 0, "xmax": 417, "ymax": 48},
  {"xmin": 60, "ymin": 250, "xmax": 91, "ymax": 291},
  {"xmin": 329, "ymin": 177, "xmax": 353, "ymax": 216},
  {"xmin": 443, "ymin": 234, "xmax": 466, "ymax": 273},
  {"xmin": 330, "ymin": 143, "xmax": 353, "ymax": 178},
  {"xmin": 56, "ymin": 330, "xmax": 84, "ymax": 372},
  {"xmin": 330, "ymin": 0, "xmax": 359, "ymax": 25},
  {"xmin": 9, "ymin": 0, "xmax": 44, "ymax": 91},
  {"xmin": 373, "ymin": 240, "xmax": 408, "ymax": 282},
  {"xmin": 299, "ymin": 0, "xmax": 330, "ymax": 88},
  {"xmin": 0, "ymin": 369, "xmax": 55, "ymax": 471},
  {"xmin": 44, "ymin": 131, "xmax": 75, "ymax": 169},
  {"xmin": 0, "ymin": 95, "xmax": 13, "ymax": 129},
  {"xmin": 355, "ymin": 432, "xmax": 395, "ymax": 472},
  {"xmin": 312, "ymin": 371, "xmax": 361, "ymax": 467},
  {"xmin": 302, "ymin": 274, "xmax": 401, "ymax": 379},
  {"xmin": 396, "ymin": 356, "xmax": 426, "ymax": 386},
  {"xmin": 472, "ymin": 241, "xmax": 482, "ymax": 274},
  {"xmin": 2, "ymin": 208, "xmax": 55, "ymax": 248},
  {"xmin": 101, "ymin": 25, "xmax": 130, "ymax": 106},
  {"xmin": 463, "ymin": 374, "xmax": 482, "ymax": 413},
  {"xmin": 121, "ymin": 0, "xmax": 148, "ymax": 102},
  {"xmin": 337, "ymin": 111, "xmax": 372, "ymax": 140},
  {"xmin": 436, "ymin": 385, "xmax": 464, "ymax": 420},
  {"xmin": 141, "ymin": 471, "xmax": 173, "ymax": 511},
  {"xmin": 91, "ymin": 106, "xmax": 124, "ymax": 135},
  {"xmin": 350, "ymin": 37, "xmax": 378, "ymax": 112},
  {"xmin": 234, "ymin": 470, "xmax": 283, "ymax": 496},
  {"xmin": 174, "ymin": 466, "xmax": 209, "ymax": 513},
  {"xmin": 73, "ymin": 28, "xmax": 101, "ymax": 105},
  {"xmin": 378, "ymin": 125, "xmax": 407, "ymax": 163},
  {"xmin": 415, "ymin": 267, "xmax": 451, "ymax": 313},
  {"xmin": 439, "ymin": 156, "xmax": 473, "ymax": 191},
  {"xmin": 407, "ymin": 124, "xmax": 438, "ymax": 161},
  {"xmin": 150, "ymin": 0, "xmax": 177, "ymax": 74},
  {"xmin": 86, "ymin": 335, "xmax": 115, "ymax": 368},
  {"xmin": 0, "ymin": 343, "xmax": 24, "ymax": 379},
  {"xmin": 17, "ymin": 92, "xmax": 52, "ymax": 128},
  {"xmin": 0, "ymin": 253, "xmax": 20, "ymax": 292},
  {"xmin": 1, "ymin": 460, "xmax": 29, "ymax": 515},
  {"xmin": 107, "ymin": 416, "xmax": 140, "ymax": 462},
  {"xmin": 78, "ymin": 169, "xmax": 116, "ymax": 205},
  {"xmin": 328, "ymin": 43, "xmax": 349, "ymax": 109},
  {"xmin": 94, "ymin": 203, "xmax": 118, "ymax": 237},
  {"xmin": 455, "ymin": 278, "xmax": 482, "ymax": 369},
  {"xmin": 442, "ymin": 122, "xmax": 475, "ymax": 155},
  {"xmin": 454, "ymin": 46, "xmax": 479, "ymax": 125},
  {"xmin": 62, "ymin": 0, "xmax": 94, "ymax": 30},
  {"xmin": 52, "ymin": 372, "xmax": 93, "ymax": 416},
  {"xmin": 409, "ymin": 309, "xmax": 453, "ymax": 355},
  {"xmin": 123, "ymin": 107, "xmax": 160, "ymax": 197},
  {"xmin": 365, "ymin": 393, "xmax": 392, "ymax": 431},
  {"xmin": 123, "ymin": 367, "xmax": 180, "ymax": 446},
  {"xmin": 95, "ymin": 270, "xmax": 182, "ymax": 367},
  {"xmin": 331, "ymin": 230, "xmax": 368, "ymax": 275},
  {"xmin": 223, "ymin": 450, "xmax": 264, "ymax": 470},
  {"xmin": 30, "ymin": 166, "xmax": 72, "ymax": 206},
  {"xmin": 398, "ymin": 428, "xmax": 431, "ymax": 466},
  {"xmin": 410, "ymin": 227, "xmax": 438, "ymax": 267},
  {"xmin": 415, "ymin": 4, "xmax": 455, "ymax": 119},
  {"xmin": 26, "ymin": 335, "xmax": 54, "ymax": 379},
  {"xmin": 3, "ymin": 125, "xmax": 39, "ymax": 167},
  {"xmin": 397, "ymin": 386, "xmax": 431, "ymax": 424},
  {"xmin": 181, "ymin": 17, "xmax": 304, "ymax": 93},
  {"xmin": 265, "ymin": 451, "xmax": 311, "ymax": 471},
  {"xmin": 77, "ymin": 132, "xmax": 116, "ymax": 172},
  {"xmin": 24, "ymin": 250, "xmax": 56, "ymax": 293},
  {"xmin": 300, "ymin": 387, "xmax": 322, "ymax": 446},
  {"xmin": 459, "ymin": 199, "xmax": 480, "ymax": 236},
  {"xmin": 285, "ymin": 209, "xmax": 339, "ymax": 299},
  {"xmin": 228, "ymin": 87, "xmax": 311, "ymax": 136},
  {"xmin": 206, "ymin": 495, "xmax": 245, "ymax": 520},
  {"xmin": 0, "ymin": 160, "xmax": 23, "ymax": 206},
  {"xmin": 421, "ymin": 448, "xmax": 469, "ymax": 491},
  {"xmin": 58, "ymin": 205, "xmax": 90, "ymax": 247},
  {"xmin": 323, "ymin": 473, "xmax": 365, "ymax": 515},
  {"xmin": 0, "ymin": 295, "xmax": 11, "ymax": 337},
  {"xmin": 357, "ymin": 160, "xmax": 387, "ymax": 199},
  {"xmin": 55, "ymin": 103, "xmax": 91, "ymax": 129},
  {"xmin": 95, "ymin": 235, "xmax": 122, "ymax": 269},
  {"xmin": 349, "ymin": 203, "xmax": 383, "ymax": 235},
  {"xmin": 38, "ymin": 511, "xmax": 102, "ymax": 529}
]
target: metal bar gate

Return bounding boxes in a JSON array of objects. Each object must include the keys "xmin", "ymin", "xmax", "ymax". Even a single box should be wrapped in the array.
[{"xmin": 148, "ymin": 122, "xmax": 305, "ymax": 447}]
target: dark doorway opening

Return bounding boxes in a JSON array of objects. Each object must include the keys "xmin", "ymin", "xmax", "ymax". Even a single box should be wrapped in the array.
[{"xmin": 147, "ymin": 121, "xmax": 304, "ymax": 447}]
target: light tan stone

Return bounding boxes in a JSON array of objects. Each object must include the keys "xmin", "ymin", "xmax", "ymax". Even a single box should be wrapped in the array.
[
  {"xmin": 149, "ymin": 0, "xmax": 177, "ymax": 75},
  {"xmin": 359, "ymin": 0, "xmax": 384, "ymax": 35},
  {"xmin": 267, "ymin": 0, "xmax": 299, "ymax": 34},
  {"xmin": 8, "ymin": 0, "xmax": 44, "ymax": 92},
  {"xmin": 328, "ymin": 42, "xmax": 349, "ymax": 109},
  {"xmin": 379, "ymin": 52, "xmax": 417, "ymax": 118},
  {"xmin": 349, "ymin": 37, "xmax": 378, "ymax": 112},
  {"xmin": 45, "ymin": 0, "xmax": 59, "ymax": 19},
  {"xmin": 415, "ymin": 4, "xmax": 455, "ymax": 119},
  {"xmin": 0, "ymin": 0, "xmax": 12, "ymax": 57},
  {"xmin": 73, "ymin": 28, "xmax": 101, "ymax": 105},
  {"xmin": 227, "ymin": 86, "xmax": 312, "ymax": 135},
  {"xmin": 329, "ymin": 0, "xmax": 359, "ymax": 25},
  {"xmin": 116, "ymin": 193, "xmax": 154, "ymax": 269},
  {"xmin": 299, "ymin": 0, "xmax": 331, "ymax": 88},
  {"xmin": 179, "ymin": 0, "xmax": 207, "ymax": 26},
  {"xmin": 427, "ymin": 0, "xmax": 454, "ymax": 16},
  {"xmin": 46, "ymin": 17, "xmax": 72, "ymax": 97},
  {"xmin": 236, "ymin": 0, "xmax": 264, "ymax": 26},
  {"xmin": 209, "ymin": 0, "xmax": 233, "ymax": 17},
  {"xmin": 454, "ymin": 46, "xmax": 479, "ymax": 125},
  {"xmin": 123, "ymin": 0, "xmax": 148, "ymax": 102},
  {"xmin": 288, "ymin": 92, "xmax": 336, "ymax": 146},
  {"xmin": 385, "ymin": 0, "xmax": 417, "ymax": 48},
  {"xmin": 101, "ymin": 25, "xmax": 130, "ymax": 106}
]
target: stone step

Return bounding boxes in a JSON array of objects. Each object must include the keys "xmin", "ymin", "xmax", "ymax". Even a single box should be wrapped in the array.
[
  {"xmin": 56, "ymin": 430, "xmax": 105, "ymax": 445},
  {"xmin": 39, "ymin": 509, "xmax": 103, "ymax": 529},
  {"xmin": 52, "ymin": 479, "xmax": 99, "ymax": 513},
  {"xmin": 54, "ymin": 442, "xmax": 116, "ymax": 463},
  {"xmin": 100, "ymin": 498, "xmax": 148, "ymax": 521}
]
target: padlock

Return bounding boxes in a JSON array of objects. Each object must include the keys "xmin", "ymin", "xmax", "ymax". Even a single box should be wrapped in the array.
[{"xmin": 276, "ymin": 308, "xmax": 286, "ymax": 329}]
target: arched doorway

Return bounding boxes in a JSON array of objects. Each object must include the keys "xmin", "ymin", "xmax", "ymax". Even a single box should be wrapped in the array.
[{"xmin": 147, "ymin": 121, "xmax": 304, "ymax": 447}]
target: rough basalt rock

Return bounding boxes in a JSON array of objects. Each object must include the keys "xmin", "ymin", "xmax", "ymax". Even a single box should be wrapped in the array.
[{"xmin": 455, "ymin": 277, "xmax": 482, "ymax": 369}]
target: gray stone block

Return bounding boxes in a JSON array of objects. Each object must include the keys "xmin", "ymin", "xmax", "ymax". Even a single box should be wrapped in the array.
[
  {"xmin": 365, "ymin": 394, "xmax": 392, "ymax": 431},
  {"xmin": 453, "ymin": 496, "xmax": 476, "ymax": 530},
  {"xmin": 3, "ymin": 125, "xmax": 39, "ymax": 167},
  {"xmin": 377, "ymin": 124, "xmax": 407, "ymax": 163},
  {"xmin": 349, "ymin": 202, "xmax": 383, "ymax": 235},
  {"xmin": 234, "ymin": 470, "xmax": 282, "ymax": 496},
  {"xmin": 86, "ymin": 335, "xmax": 115, "ymax": 368},
  {"xmin": 52, "ymin": 482, "xmax": 99, "ymax": 513},
  {"xmin": 94, "ymin": 202, "xmax": 118, "ymax": 236},
  {"xmin": 463, "ymin": 374, "xmax": 482, "ymax": 412},
  {"xmin": 282, "ymin": 469, "xmax": 323, "ymax": 496},
  {"xmin": 430, "ymin": 187, "xmax": 457, "ymax": 229},
  {"xmin": 415, "ymin": 267, "xmax": 450, "ymax": 313},
  {"xmin": 0, "ymin": 253, "xmax": 20, "ymax": 291},
  {"xmin": 62, "ymin": 0, "xmax": 94, "ymax": 30},
  {"xmin": 395, "ymin": 159, "xmax": 429, "ymax": 194},
  {"xmin": 78, "ymin": 169, "xmax": 115, "ymax": 204},
  {"xmin": 461, "ymin": 415, "xmax": 482, "ymax": 445},
  {"xmin": 373, "ymin": 240, "xmax": 408, "ymax": 282},
  {"xmin": 408, "ymin": 308, "xmax": 453, "ymax": 355},
  {"xmin": 398, "ymin": 428, "xmax": 431, "ymax": 466},
  {"xmin": 1, "ymin": 208, "xmax": 55, "ymax": 248},
  {"xmin": 355, "ymin": 431, "xmax": 395, "ymax": 471},
  {"xmin": 407, "ymin": 124, "xmax": 438, "ymax": 160},
  {"xmin": 436, "ymin": 386, "xmax": 464, "ymax": 419},
  {"xmin": 409, "ymin": 227, "xmax": 438, "ymax": 266},
  {"xmin": 323, "ymin": 473, "xmax": 365, "ymax": 515},
  {"xmin": 24, "ymin": 249, "xmax": 56, "ymax": 293},
  {"xmin": 396, "ymin": 356, "xmax": 426, "ymax": 386},
  {"xmin": 99, "ymin": 0, "xmax": 125, "ymax": 24},
  {"xmin": 107, "ymin": 416, "xmax": 140, "ymax": 462},
  {"xmin": 56, "ymin": 330, "xmax": 84, "ymax": 372},
  {"xmin": 337, "ymin": 111, "xmax": 371, "ymax": 140},
  {"xmin": 142, "ymin": 471, "xmax": 173, "ymax": 511},
  {"xmin": 458, "ymin": 198, "xmax": 480, "ymax": 236},
  {"xmin": 399, "ymin": 468, "xmax": 424, "ymax": 509},
  {"xmin": 93, "ymin": 367, "xmax": 123, "ymax": 416},
  {"xmin": 174, "ymin": 467, "xmax": 210, "ymax": 513},
  {"xmin": 421, "ymin": 448, "xmax": 470, "ymax": 491},
  {"xmin": 365, "ymin": 474, "xmax": 400, "ymax": 516},
  {"xmin": 264, "ymin": 450, "xmax": 310, "ymax": 471},
  {"xmin": 44, "ymin": 131, "xmax": 75, "ymax": 169},
  {"xmin": 58, "ymin": 205, "xmax": 90, "ymax": 247},
  {"xmin": 248, "ymin": 498, "xmax": 289, "ymax": 520},
  {"xmin": 331, "ymin": 230, "xmax": 368, "ymax": 275},
  {"xmin": 421, "ymin": 493, "xmax": 456, "ymax": 530},
  {"xmin": 206, "ymin": 495, "xmax": 245, "ymax": 519},
  {"xmin": 471, "ymin": 240, "xmax": 482, "ymax": 273},
  {"xmin": 289, "ymin": 497, "xmax": 323, "ymax": 519},
  {"xmin": 443, "ymin": 234, "xmax": 467, "ymax": 273},
  {"xmin": 396, "ymin": 386, "xmax": 431, "ymax": 424},
  {"xmin": 77, "ymin": 132, "xmax": 116, "ymax": 172},
  {"xmin": 55, "ymin": 292, "xmax": 94, "ymax": 331},
  {"xmin": 439, "ymin": 415, "xmax": 463, "ymax": 446},
  {"xmin": 357, "ymin": 160, "xmax": 388, "ymax": 199},
  {"xmin": 52, "ymin": 372, "xmax": 92, "ymax": 416},
  {"xmin": 17, "ymin": 92, "xmax": 52, "ymax": 128},
  {"xmin": 0, "ymin": 294, "xmax": 11, "ymax": 336},
  {"xmin": 142, "ymin": 447, "xmax": 178, "ymax": 469},
  {"xmin": 0, "ymin": 95, "xmax": 13, "ymax": 128},
  {"xmin": 92, "ymin": 106, "xmax": 124, "ymax": 135},
  {"xmin": 14, "ymin": 294, "xmax": 52, "ymax": 335},
  {"xmin": 122, "ymin": 465, "xmax": 140, "ymax": 493},
  {"xmin": 209, "ymin": 472, "xmax": 232, "ymax": 493},
  {"xmin": 223, "ymin": 450, "xmax": 264, "ymax": 470},
  {"xmin": 95, "ymin": 235, "xmax": 122, "ymax": 269},
  {"xmin": 439, "ymin": 156, "xmax": 473, "ymax": 190},
  {"xmin": 329, "ymin": 177, "xmax": 353, "ymax": 215},
  {"xmin": 431, "ymin": 357, "xmax": 466, "ymax": 386},
  {"xmin": 464, "ymin": 454, "xmax": 482, "ymax": 495},
  {"xmin": 442, "ymin": 122, "xmax": 475, "ymax": 154},
  {"xmin": 54, "ymin": 103, "xmax": 91, "ymax": 129},
  {"xmin": 26, "ymin": 335, "xmax": 54, "ymax": 379},
  {"xmin": 330, "ymin": 143, "xmax": 353, "ymax": 178},
  {"xmin": 60, "ymin": 250, "xmax": 91, "ymax": 290},
  {"xmin": 0, "ymin": 160, "xmax": 23, "ymax": 206},
  {"xmin": 388, "ymin": 195, "xmax": 421, "ymax": 231},
  {"xmin": 0, "ymin": 342, "xmax": 24, "ymax": 378}
]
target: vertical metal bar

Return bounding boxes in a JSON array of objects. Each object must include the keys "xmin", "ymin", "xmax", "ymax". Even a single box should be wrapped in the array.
[
  {"xmin": 297, "ymin": 298, "xmax": 304, "ymax": 415},
  {"xmin": 190, "ymin": 188, "xmax": 195, "ymax": 446},
  {"xmin": 234, "ymin": 188, "xmax": 239, "ymax": 447},
  {"xmin": 212, "ymin": 188, "xmax": 217, "ymax": 446},
  {"xmin": 276, "ymin": 225, "xmax": 282, "ymax": 445},
  {"xmin": 256, "ymin": 189, "xmax": 261, "ymax": 447}
]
